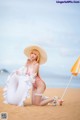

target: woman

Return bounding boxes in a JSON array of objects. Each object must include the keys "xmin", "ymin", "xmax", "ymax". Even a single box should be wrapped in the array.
[
  {"xmin": 3, "ymin": 45, "xmax": 63, "ymax": 106},
  {"xmin": 24, "ymin": 45, "xmax": 63, "ymax": 106}
]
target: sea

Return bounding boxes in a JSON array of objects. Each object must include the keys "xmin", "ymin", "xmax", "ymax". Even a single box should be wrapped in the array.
[{"xmin": 0, "ymin": 72, "xmax": 80, "ymax": 88}]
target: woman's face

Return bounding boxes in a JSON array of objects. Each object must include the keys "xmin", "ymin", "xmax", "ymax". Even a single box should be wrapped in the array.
[{"xmin": 30, "ymin": 50, "xmax": 39, "ymax": 61}]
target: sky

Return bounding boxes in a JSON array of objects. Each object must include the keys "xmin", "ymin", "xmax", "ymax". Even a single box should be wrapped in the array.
[{"xmin": 0, "ymin": 0, "xmax": 80, "ymax": 75}]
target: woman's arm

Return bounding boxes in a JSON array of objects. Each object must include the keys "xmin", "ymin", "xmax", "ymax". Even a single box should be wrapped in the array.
[{"xmin": 25, "ymin": 59, "xmax": 30, "ymax": 66}]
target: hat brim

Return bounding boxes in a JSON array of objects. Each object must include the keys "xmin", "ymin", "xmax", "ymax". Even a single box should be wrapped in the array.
[{"xmin": 24, "ymin": 45, "xmax": 47, "ymax": 64}]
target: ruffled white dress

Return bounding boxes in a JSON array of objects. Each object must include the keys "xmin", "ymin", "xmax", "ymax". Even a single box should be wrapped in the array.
[{"xmin": 3, "ymin": 66, "xmax": 36, "ymax": 106}]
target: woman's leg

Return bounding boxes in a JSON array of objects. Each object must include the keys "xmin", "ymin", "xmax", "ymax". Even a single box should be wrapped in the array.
[
  {"xmin": 40, "ymin": 97, "xmax": 54, "ymax": 106},
  {"xmin": 32, "ymin": 93, "xmax": 54, "ymax": 106},
  {"xmin": 32, "ymin": 87, "xmax": 54, "ymax": 106}
]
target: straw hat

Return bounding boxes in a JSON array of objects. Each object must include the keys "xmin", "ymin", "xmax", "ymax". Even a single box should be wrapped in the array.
[{"xmin": 24, "ymin": 45, "xmax": 47, "ymax": 64}]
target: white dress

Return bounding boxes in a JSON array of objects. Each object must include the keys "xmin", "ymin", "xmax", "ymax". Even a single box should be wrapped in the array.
[{"xmin": 3, "ymin": 66, "xmax": 36, "ymax": 106}]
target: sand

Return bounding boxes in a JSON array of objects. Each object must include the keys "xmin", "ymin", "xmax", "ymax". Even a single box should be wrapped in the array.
[{"xmin": 0, "ymin": 88, "xmax": 80, "ymax": 120}]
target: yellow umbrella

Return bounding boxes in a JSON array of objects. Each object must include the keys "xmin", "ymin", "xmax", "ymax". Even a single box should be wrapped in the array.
[
  {"xmin": 61, "ymin": 56, "xmax": 80, "ymax": 100},
  {"xmin": 71, "ymin": 56, "xmax": 80, "ymax": 76}
]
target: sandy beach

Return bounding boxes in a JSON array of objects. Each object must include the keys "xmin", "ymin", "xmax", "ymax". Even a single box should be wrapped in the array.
[{"xmin": 0, "ymin": 88, "xmax": 80, "ymax": 120}]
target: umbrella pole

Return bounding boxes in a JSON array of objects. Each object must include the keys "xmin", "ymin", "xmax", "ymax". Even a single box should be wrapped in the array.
[{"xmin": 61, "ymin": 75, "xmax": 73, "ymax": 100}]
